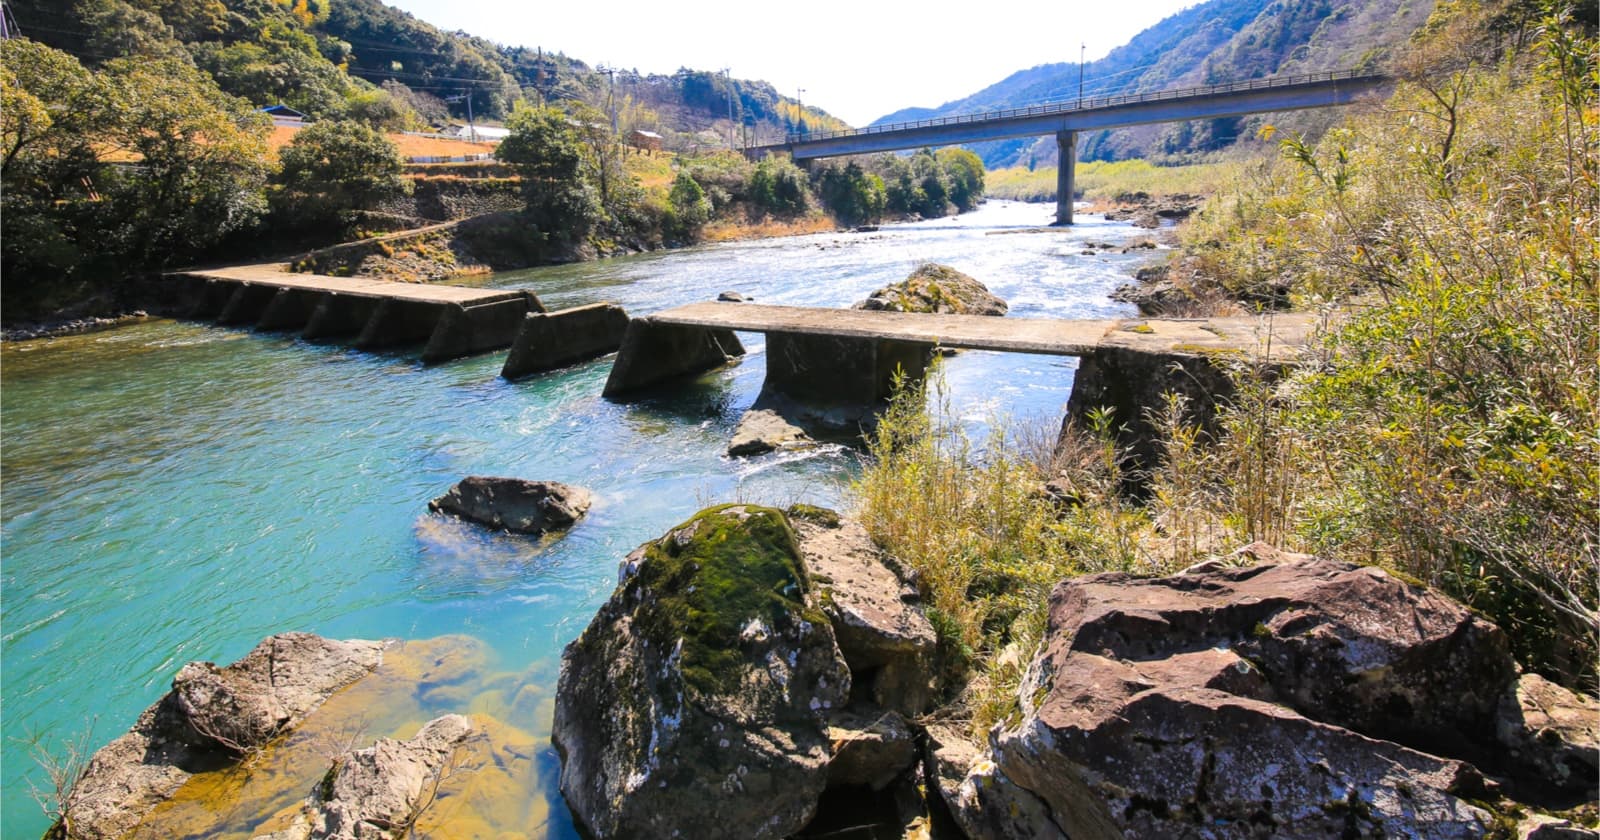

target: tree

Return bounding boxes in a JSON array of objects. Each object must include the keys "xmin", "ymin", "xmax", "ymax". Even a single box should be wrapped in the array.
[
  {"xmin": 1, "ymin": 41, "xmax": 271, "ymax": 313},
  {"xmin": 937, "ymin": 148, "xmax": 985, "ymax": 212},
  {"xmin": 273, "ymin": 119, "xmax": 409, "ymax": 225},
  {"xmin": 96, "ymin": 55, "xmax": 272, "ymax": 267},
  {"xmin": 747, "ymin": 156, "xmax": 810, "ymax": 215},
  {"xmin": 1, "ymin": 40, "xmax": 114, "ymax": 305},
  {"xmin": 817, "ymin": 161, "xmax": 885, "ymax": 226},
  {"xmin": 666, "ymin": 171, "xmax": 712, "ymax": 239},
  {"xmin": 496, "ymin": 103, "xmax": 600, "ymax": 243}
]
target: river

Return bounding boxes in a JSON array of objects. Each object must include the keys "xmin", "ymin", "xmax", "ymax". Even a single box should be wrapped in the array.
[{"xmin": 0, "ymin": 200, "xmax": 1151, "ymax": 836}]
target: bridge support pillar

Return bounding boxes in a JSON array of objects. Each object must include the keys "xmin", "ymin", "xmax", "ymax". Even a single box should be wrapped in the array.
[
  {"xmin": 602, "ymin": 319, "xmax": 746, "ymax": 397},
  {"xmin": 765, "ymin": 332, "xmax": 931, "ymax": 406},
  {"xmin": 1055, "ymin": 130, "xmax": 1078, "ymax": 226}
]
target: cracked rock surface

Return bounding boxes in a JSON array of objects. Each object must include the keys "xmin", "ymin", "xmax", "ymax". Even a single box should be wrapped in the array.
[{"xmin": 955, "ymin": 557, "xmax": 1536, "ymax": 839}]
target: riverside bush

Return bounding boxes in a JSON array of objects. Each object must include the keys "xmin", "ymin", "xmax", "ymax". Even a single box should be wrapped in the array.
[
  {"xmin": 1170, "ymin": 1, "xmax": 1598, "ymax": 686},
  {"xmin": 853, "ymin": 367, "xmax": 1173, "ymax": 735},
  {"xmin": 855, "ymin": 2, "xmax": 1595, "ymax": 711}
]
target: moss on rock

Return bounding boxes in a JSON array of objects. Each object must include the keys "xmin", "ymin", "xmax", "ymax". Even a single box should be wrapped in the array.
[
  {"xmin": 627, "ymin": 504, "xmax": 823, "ymax": 699},
  {"xmin": 853, "ymin": 263, "xmax": 1008, "ymax": 316}
]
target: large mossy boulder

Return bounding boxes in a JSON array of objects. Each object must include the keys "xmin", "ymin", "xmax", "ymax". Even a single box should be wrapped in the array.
[
  {"xmin": 950, "ymin": 557, "xmax": 1545, "ymax": 838},
  {"xmin": 853, "ymin": 263, "xmax": 1008, "ymax": 316},
  {"xmin": 552, "ymin": 505, "xmax": 851, "ymax": 839}
]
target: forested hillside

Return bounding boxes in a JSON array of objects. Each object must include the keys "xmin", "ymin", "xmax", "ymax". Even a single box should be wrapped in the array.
[
  {"xmin": 2, "ymin": 0, "xmax": 842, "ymax": 146},
  {"xmin": 873, "ymin": 0, "xmax": 1447, "ymax": 166}
]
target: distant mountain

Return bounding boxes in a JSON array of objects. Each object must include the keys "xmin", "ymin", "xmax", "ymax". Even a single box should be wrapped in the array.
[
  {"xmin": 874, "ymin": 0, "xmax": 1433, "ymax": 166},
  {"xmin": 4, "ymin": 0, "xmax": 843, "ymax": 150}
]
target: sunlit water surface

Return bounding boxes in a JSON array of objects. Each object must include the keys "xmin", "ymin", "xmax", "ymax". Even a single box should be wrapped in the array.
[{"xmin": 1, "ymin": 201, "xmax": 1151, "ymax": 836}]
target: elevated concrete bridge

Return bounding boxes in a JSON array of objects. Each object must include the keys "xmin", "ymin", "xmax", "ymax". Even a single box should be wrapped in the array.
[{"xmin": 751, "ymin": 70, "xmax": 1388, "ymax": 224}]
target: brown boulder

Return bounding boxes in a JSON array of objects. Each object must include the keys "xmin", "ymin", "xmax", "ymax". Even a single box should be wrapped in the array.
[
  {"xmin": 853, "ymin": 263, "xmax": 1008, "ymax": 317},
  {"xmin": 972, "ymin": 558, "xmax": 1526, "ymax": 838},
  {"xmin": 1495, "ymin": 673, "xmax": 1600, "ymax": 797},
  {"xmin": 825, "ymin": 706, "xmax": 917, "ymax": 791},
  {"xmin": 428, "ymin": 476, "xmax": 591, "ymax": 535}
]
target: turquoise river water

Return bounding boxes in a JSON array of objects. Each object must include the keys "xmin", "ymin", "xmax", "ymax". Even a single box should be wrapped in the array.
[{"xmin": 0, "ymin": 201, "xmax": 1152, "ymax": 837}]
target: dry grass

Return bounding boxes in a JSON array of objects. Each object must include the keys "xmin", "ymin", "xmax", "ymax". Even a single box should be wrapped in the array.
[{"xmin": 701, "ymin": 212, "xmax": 837, "ymax": 242}]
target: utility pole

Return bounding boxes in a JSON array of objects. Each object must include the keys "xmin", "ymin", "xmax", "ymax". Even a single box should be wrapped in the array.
[
  {"xmin": 797, "ymin": 87, "xmax": 806, "ymax": 137},
  {"xmin": 598, "ymin": 64, "xmax": 618, "ymax": 133},
  {"xmin": 1078, "ymin": 43, "xmax": 1086, "ymax": 108},
  {"xmin": 446, "ymin": 89, "xmax": 475, "ymax": 141},
  {"xmin": 723, "ymin": 68, "xmax": 735, "ymax": 150}
]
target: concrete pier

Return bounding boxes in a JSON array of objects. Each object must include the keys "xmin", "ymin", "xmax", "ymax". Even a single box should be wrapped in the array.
[
  {"xmin": 606, "ymin": 302, "xmax": 1318, "ymax": 456},
  {"xmin": 604, "ymin": 300, "xmax": 1318, "ymax": 403},
  {"xmin": 168, "ymin": 265, "xmax": 544, "ymax": 363},
  {"xmin": 502, "ymin": 303, "xmax": 631, "ymax": 380},
  {"xmin": 601, "ymin": 319, "xmax": 746, "ymax": 397},
  {"xmin": 257, "ymin": 288, "xmax": 324, "ymax": 332},
  {"xmin": 1055, "ymin": 130, "xmax": 1078, "ymax": 226}
]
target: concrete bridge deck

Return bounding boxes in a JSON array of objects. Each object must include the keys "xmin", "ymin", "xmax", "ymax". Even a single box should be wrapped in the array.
[
  {"xmin": 179, "ymin": 264, "xmax": 522, "ymax": 305},
  {"xmin": 170, "ymin": 264, "xmax": 543, "ymax": 363},
  {"xmin": 603, "ymin": 302, "xmax": 1316, "ymax": 400},
  {"xmin": 753, "ymin": 69, "xmax": 1387, "ymax": 225}
]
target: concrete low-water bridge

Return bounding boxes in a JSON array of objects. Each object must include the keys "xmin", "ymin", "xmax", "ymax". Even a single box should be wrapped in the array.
[
  {"xmin": 752, "ymin": 70, "xmax": 1388, "ymax": 224},
  {"xmin": 603, "ymin": 301, "xmax": 1316, "ymax": 458}
]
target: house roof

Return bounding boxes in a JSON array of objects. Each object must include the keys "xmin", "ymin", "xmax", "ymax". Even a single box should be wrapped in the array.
[{"xmin": 257, "ymin": 104, "xmax": 307, "ymax": 118}]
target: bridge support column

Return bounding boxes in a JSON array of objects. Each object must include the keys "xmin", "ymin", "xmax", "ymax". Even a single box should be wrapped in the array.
[
  {"xmin": 1055, "ymin": 130, "xmax": 1078, "ymax": 226},
  {"xmin": 765, "ymin": 332, "xmax": 931, "ymax": 406},
  {"xmin": 420, "ymin": 292, "xmax": 541, "ymax": 364},
  {"xmin": 602, "ymin": 319, "xmax": 745, "ymax": 397},
  {"xmin": 501, "ymin": 303, "xmax": 631, "ymax": 380}
]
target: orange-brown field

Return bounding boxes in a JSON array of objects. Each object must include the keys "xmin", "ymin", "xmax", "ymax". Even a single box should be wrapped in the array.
[{"xmin": 267, "ymin": 125, "xmax": 496, "ymax": 161}]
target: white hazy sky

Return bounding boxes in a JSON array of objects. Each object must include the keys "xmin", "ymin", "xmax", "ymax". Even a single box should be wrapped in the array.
[{"xmin": 384, "ymin": 1, "xmax": 1201, "ymax": 126}]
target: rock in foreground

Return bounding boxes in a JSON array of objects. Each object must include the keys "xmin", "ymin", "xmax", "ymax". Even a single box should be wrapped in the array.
[
  {"xmin": 553, "ymin": 504, "xmax": 850, "ymax": 839},
  {"xmin": 56, "ymin": 633, "xmax": 389, "ymax": 840},
  {"xmin": 428, "ymin": 476, "xmax": 591, "ymax": 535},
  {"xmin": 957, "ymin": 558, "xmax": 1541, "ymax": 838},
  {"xmin": 853, "ymin": 263, "xmax": 1007, "ymax": 316},
  {"xmin": 254, "ymin": 714, "xmax": 479, "ymax": 840}
]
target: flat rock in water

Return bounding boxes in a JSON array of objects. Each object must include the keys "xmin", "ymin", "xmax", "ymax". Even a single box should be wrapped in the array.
[
  {"xmin": 429, "ymin": 476, "xmax": 591, "ymax": 535},
  {"xmin": 56, "ymin": 633, "xmax": 390, "ymax": 840},
  {"xmin": 254, "ymin": 714, "xmax": 479, "ymax": 840},
  {"xmin": 729, "ymin": 404, "xmax": 813, "ymax": 456}
]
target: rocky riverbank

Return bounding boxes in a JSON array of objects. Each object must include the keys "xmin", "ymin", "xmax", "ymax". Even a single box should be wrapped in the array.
[
  {"xmin": 47, "ymin": 508, "xmax": 1598, "ymax": 838},
  {"xmin": 549, "ymin": 508, "xmax": 1599, "ymax": 839}
]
